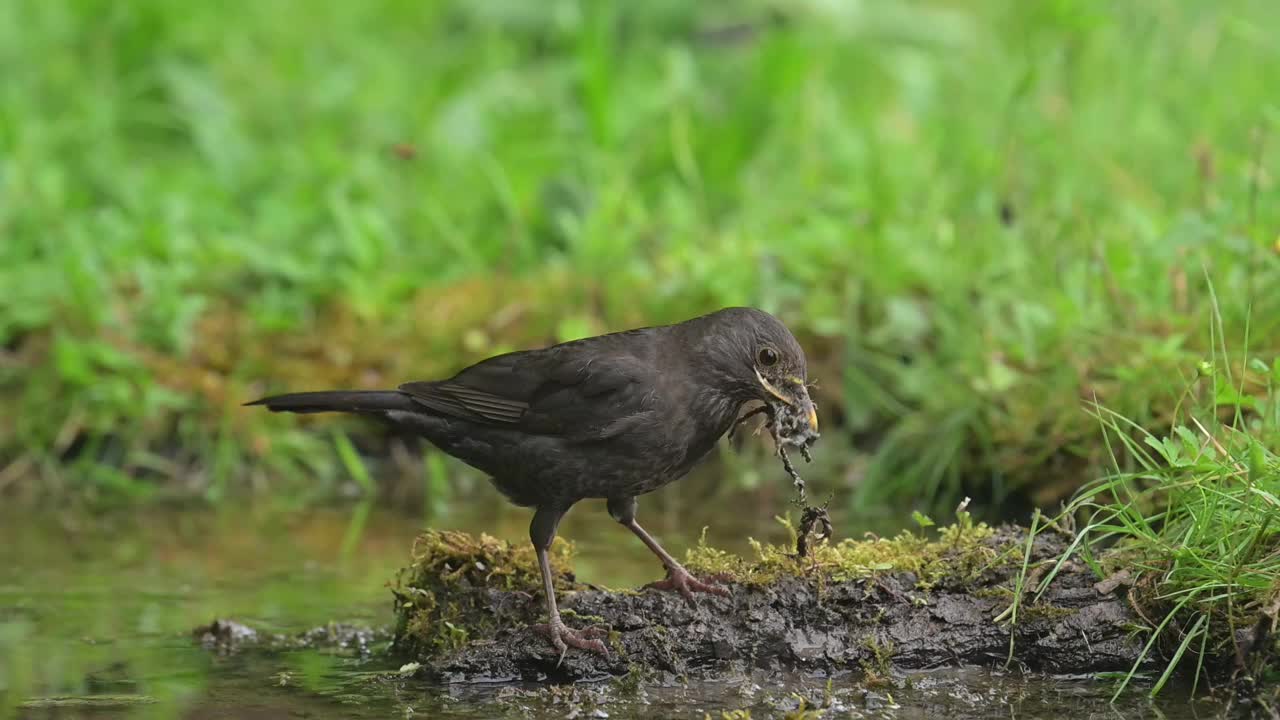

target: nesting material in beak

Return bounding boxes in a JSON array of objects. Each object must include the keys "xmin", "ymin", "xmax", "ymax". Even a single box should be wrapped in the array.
[
  {"xmin": 739, "ymin": 370, "xmax": 823, "ymax": 506},
  {"xmin": 755, "ymin": 369, "xmax": 793, "ymax": 406},
  {"xmin": 755, "ymin": 372, "xmax": 816, "ymax": 436},
  {"xmin": 755, "ymin": 371, "xmax": 818, "ymax": 431}
]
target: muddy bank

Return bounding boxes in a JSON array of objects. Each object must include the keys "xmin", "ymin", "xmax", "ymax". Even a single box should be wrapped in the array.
[{"xmin": 388, "ymin": 522, "xmax": 1149, "ymax": 683}]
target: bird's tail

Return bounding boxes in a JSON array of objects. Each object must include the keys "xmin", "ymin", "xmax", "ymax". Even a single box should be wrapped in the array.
[{"xmin": 244, "ymin": 390, "xmax": 416, "ymax": 415}]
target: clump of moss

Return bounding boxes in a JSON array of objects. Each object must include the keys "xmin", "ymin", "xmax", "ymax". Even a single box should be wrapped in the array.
[
  {"xmin": 390, "ymin": 530, "xmax": 577, "ymax": 656},
  {"xmin": 403, "ymin": 529, "xmax": 576, "ymax": 593},
  {"xmin": 859, "ymin": 635, "xmax": 896, "ymax": 684},
  {"xmin": 613, "ymin": 663, "xmax": 652, "ymax": 696},
  {"xmin": 684, "ymin": 515, "xmax": 1003, "ymax": 589}
]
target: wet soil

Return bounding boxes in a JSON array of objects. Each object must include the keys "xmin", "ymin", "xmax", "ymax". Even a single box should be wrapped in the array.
[{"xmin": 390, "ymin": 527, "xmax": 1149, "ymax": 684}]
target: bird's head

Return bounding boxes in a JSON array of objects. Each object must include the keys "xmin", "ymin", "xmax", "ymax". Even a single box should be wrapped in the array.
[{"xmin": 690, "ymin": 307, "xmax": 820, "ymax": 444}]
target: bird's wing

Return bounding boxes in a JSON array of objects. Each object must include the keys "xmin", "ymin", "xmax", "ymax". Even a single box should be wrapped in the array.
[
  {"xmin": 398, "ymin": 340, "xmax": 654, "ymax": 439},
  {"xmin": 398, "ymin": 353, "xmax": 533, "ymax": 425}
]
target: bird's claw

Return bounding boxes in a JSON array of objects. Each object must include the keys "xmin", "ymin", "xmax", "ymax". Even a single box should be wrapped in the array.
[
  {"xmin": 535, "ymin": 619, "xmax": 609, "ymax": 661},
  {"xmin": 644, "ymin": 567, "xmax": 731, "ymax": 604}
]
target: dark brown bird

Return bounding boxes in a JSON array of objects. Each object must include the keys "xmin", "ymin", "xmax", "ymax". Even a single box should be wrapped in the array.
[{"xmin": 246, "ymin": 307, "xmax": 819, "ymax": 655}]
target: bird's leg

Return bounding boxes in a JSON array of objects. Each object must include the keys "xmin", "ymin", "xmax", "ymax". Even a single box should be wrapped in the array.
[
  {"xmin": 607, "ymin": 497, "xmax": 730, "ymax": 603},
  {"xmin": 630, "ymin": 521, "xmax": 731, "ymax": 601},
  {"xmin": 528, "ymin": 507, "xmax": 608, "ymax": 658}
]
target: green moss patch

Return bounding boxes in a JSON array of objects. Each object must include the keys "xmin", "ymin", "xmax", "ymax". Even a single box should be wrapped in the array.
[
  {"xmin": 684, "ymin": 514, "xmax": 1003, "ymax": 589},
  {"xmin": 390, "ymin": 530, "xmax": 577, "ymax": 656}
]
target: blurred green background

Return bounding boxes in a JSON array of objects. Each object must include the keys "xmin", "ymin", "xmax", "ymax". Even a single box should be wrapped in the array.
[
  {"xmin": 1, "ymin": 2, "xmax": 1279, "ymax": 715},
  {"xmin": 1, "ymin": 0, "xmax": 1277, "ymax": 512}
]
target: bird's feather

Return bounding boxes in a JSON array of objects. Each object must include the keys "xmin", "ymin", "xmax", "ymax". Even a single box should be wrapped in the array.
[{"xmin": 399, "ymin": 337, "xmax": 655, "ymax": 440}]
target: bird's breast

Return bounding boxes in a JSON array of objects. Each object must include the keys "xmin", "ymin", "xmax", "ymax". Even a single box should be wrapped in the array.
[{"xmin": 645, "ymin": 390, "xmax": 742, "ymax": 475}]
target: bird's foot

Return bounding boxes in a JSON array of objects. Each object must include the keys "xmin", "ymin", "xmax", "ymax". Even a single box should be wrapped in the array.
[
  {"xmin": 644, "ymin": 566, "xmax": 731, "ymax": 603},
  {"xmin": 534, "ymin": 618, "xmax": 609, "ymax": 659}
]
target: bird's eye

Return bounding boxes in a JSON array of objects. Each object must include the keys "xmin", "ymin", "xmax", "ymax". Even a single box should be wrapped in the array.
[{"xmin": 757, "ymin": 347, "xmax": 779, "ymax": 367}]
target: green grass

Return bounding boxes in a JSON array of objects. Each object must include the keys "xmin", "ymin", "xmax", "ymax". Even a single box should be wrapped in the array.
[
  {"xmin": 1016, "ymin": 314, "xmax": 1279, "ymax": 701},
  {"xmin": 1, "ymin": 0, "xmax": 1278, "ymax": 506}
]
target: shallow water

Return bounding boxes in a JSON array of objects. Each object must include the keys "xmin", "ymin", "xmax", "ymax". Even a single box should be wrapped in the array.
[{"xmin": 0, "ymin": 486, "xmax": 1230, "ymax": 719}]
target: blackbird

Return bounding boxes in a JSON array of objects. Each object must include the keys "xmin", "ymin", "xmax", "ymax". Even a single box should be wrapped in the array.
[{"xmin": 246, "ymin": 306, "xmax": 819, "ymax": 655}]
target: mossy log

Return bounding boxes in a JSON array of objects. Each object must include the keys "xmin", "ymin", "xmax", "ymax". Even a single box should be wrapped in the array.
[{"xmin": 390, "ymin": 522, "xmax": 1148, "ymax": 683}]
